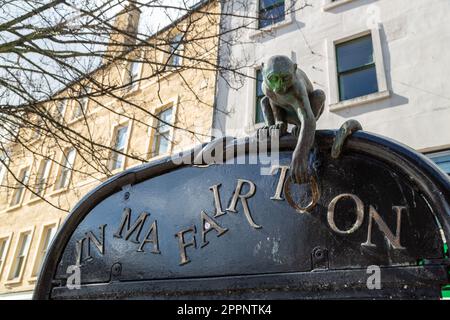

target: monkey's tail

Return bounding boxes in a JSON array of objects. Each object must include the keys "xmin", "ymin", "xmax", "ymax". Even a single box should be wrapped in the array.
[{"xmin": 331, "ymin": 119, "xmax": 363, "ymax": 159}]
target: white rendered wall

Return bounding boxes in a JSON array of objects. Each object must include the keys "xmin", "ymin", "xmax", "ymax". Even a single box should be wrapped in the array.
[{"xmin": 214, "ymin": 0, "xmax": 450, "ymax": 152}]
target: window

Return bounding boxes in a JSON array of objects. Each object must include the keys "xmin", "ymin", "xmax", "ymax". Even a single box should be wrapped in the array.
[
  {"xmin": 10, "ymin": 167, "xmax": 30, "ymax": 206},
  {"xmin": 9, "ymin": 231, "xmax": 32, "ymax": 281},
  {"xmin": 73, "ymin": 86, "xmax": 90, "ymax": 119},
  {"xmin": 55, "ymin": 100, "xmax": 67, "ymax": 122},
  {"xmin": 0, "ymin": 237, "xmax": 9, "ymax": 276},
  {"xmin": 31, "ymin": 225, "xmax": 57, "ymax": 277},
  {"xmin": 336, "ymin": 35, "xmax": 378, "ymax": 101},
  {"xmin": 128, "ymin": 61, "xmax": 141, "ymax": 90},
  {"xmin": 168, "ymin": 34, "xmax": 184, "ymax": 68},
  {"xmin": 152, "ymin": 107, "xmax": 173, "ymax": 156},
  {"xmin": 56, "ymin": 148, "xmax": 76, "ymax": 190},
  {"xmin": 323, "ymin": 0, "xmax": 357, "ymax": 11},
  {"xmin": 258, "ymin": 0, "xmax": 285, "ymax": 29},
  {"xmin": 428, "ymin": 150, "xmax": 450, "ymax": 175},
  {"xmin": 32, "ymin": 117, "xmax": 43, "ymax": 140},
  {"xmin": 110, "ymin": 125, "xmax": 129, "ymax": 170},
  {"xmin": 33, "ymin": 159, "xmax": 52, "ymax": 197},
  {"xmin": 0, "ymin": 151, "xmax": 7, "ymax": 185},
  {"xmin": 255, "ymin": 69, "xmax": 265, "ymax": 123}
]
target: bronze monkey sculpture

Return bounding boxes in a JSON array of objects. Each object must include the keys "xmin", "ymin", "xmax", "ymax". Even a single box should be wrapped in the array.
[
  {"xmin": 194, "ymin": 55, "xmax": 362, "ymax": 195},
  {"xmin": 260, "ymin": 55, "xmax": 325, "ymax": 184}
]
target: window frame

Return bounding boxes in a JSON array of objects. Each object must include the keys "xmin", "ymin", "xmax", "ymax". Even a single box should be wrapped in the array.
[
  {"xmin": 152, "ymin": 107, "xmax": 174, "ymax": 157},
  {"xmin": 147, "ymin": 97, "xmax": 178, "ymax": 160},
  {"xmin": 326, "ymin": 26, "xmax": 389, "ymax": 111},
  {"xmin": 258, "ymin": 0, "xmax": 286, "ymax": 29},
  {"xmin": 167, "ymin": 33, "xmax": 184, "ymax": 69},
  {"xmin": 54, "ymin": 148, "xmax": 76, "ymax": 192},
  {"xmin": 0, "ymin": 232, "xmax": 13, "ymax": 280},
  {"xmin": 245, "ymin": 67, "xmax": 266, "ymax": 133},
  {"xmin": 255, "ymin": 68, "xmax": 265, "ymax": 124},
  {"xmin": 127, "ymin": 61, "xmax": 142, "ymax": 91},
  {"xmin": 9, "ymin": 165, "xmax": 30, "ymax": 208},
  {"xmin": 72, "ymin": 85, "xmax": 91, "ymax": 120},
  {"xmin": 0, "ymin": 150, "xmax": 9, "ymax": 186},
  {"xmin": 54, "ymin": 99, "xmax": 67, "ymax": 122},
  {"xmin": 6, "ymin": 227, "xmax": 35, "ymax": 284},
  {"xmin": 323, "ymin": 0, "xmax": 357, "ymax": 11},
  {"xmin": 31, "ymin": 158, "xmax": 53, "ymax": 199},
  {"xmin": 28, "ymin": 220, "xmax": 60, "ymax": 281},
  {"xmin": 249, "ymin": 0, "xmax": 293, "ymax": 39},
  {"xmin": 31, "ymin": 116, "xmax": 44, "ymax": 140},
  {"xmin": 109, "ymin": 122, "xmax": 131, "ymax": 172},
  {"xmin": 335, "ymin": 34, "xmax": 378, "ymax": 102}
]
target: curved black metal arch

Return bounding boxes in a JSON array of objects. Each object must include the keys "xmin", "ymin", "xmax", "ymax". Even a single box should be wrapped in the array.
[{"xmin": 33, "ymin": 130, "xmax": 450, "ymax": 299}]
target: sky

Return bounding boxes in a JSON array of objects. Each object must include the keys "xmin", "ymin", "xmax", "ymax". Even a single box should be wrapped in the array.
[{"xmin": 0, "ymin": 0, "xmax": 202, "ymax": 106}]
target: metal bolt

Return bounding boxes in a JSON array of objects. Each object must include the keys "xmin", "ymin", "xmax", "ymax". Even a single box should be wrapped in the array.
[
  {"xmin": 313, "ymin": 248, "xmax": 324, "ymax": 260},
  {"xmin": 111, "ymin": 263, "xmax": 122, "ymax": 276},
  {"xmin": 124, "ymin": 192, "xmax": 130, "ymax": 200}
]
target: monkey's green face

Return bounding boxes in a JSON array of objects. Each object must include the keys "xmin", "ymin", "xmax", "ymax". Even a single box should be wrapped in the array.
[{"xmin": 266, "ymin": 72, "xmax": 293, "ymax": 94}]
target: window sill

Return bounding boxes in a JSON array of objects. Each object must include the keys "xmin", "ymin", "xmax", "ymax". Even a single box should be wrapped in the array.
[
  {"xmin": 248, "ymin": 16, "xmax": 293, "ymax": 40},
  {"xmin": 24, "ymin": 196, "xmax": 44, "ymax": 206},
  {"xmin": 27, "ymin": 277, "xmax": 37, "ymax": 284},
  {"xmin": 323, "ymin": 0, "xmax": 357, "ymax": 11},
  {"xmin": 49, "ymin": 186, "xmax": 70, "ymax": 197},
  {"xmin": 329, "ymin": 90, "xmax": 390, "ymax": 112},
  {"xmin": 5, "ymin": 203, "xmax": 23, "ymax": 213},
  {"xmin": 67, "ymin": 116, "xmax": 86, "ymax": 126},
  {"xmin": 123, "ymin": 86, "xmax": 141, "ymax": 98},
  {"xmin": 4, "ymin": 277, "xmax": 23, "ymax": 286}
]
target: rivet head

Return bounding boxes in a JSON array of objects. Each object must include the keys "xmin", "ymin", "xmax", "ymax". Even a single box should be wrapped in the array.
[
  {"xmin": 112, "ymin": 263, "xmax": 122, "ymax": 276},
  {"xmin": 124, "ymin": 192, "xmax": 130, "ymax": 200},
  {"xmin": 313, "ymin": 247, "xmax": 325, "ymax": 259}
]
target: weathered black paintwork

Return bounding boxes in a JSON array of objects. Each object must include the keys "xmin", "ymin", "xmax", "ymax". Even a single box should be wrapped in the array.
[{"xmin": 33, "ymin": 130, "xmax": 450, "ymax": 299}]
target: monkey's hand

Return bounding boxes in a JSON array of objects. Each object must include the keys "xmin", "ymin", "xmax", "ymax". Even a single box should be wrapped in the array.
[{"xmin": 290, "ymin": 154, "xmax": 310, "ymax": 184}]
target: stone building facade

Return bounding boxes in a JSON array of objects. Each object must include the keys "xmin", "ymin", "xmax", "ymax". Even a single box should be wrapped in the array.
[
  {"xmin": 0, "ymin": 0, "xmax": 219, "ymax": 299},
  {"xmin": 213, "ymin": 0, "xmax": 450, "ymax": 173}
]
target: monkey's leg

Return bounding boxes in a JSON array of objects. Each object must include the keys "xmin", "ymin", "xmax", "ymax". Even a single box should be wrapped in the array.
[
  {"xmin": 291, "ymin": 89, "xmax": 326, "ymax": 137},
  {"xmin": 331, "ymin": 119, "xmax": 363, "ymax": 159},
  {"xmin": 257, "ymin": 96, "xmax": 275, "ymax": 137},
  {"xmin": 309, "ymin": 89, "xmax": 326, "ymax": 120},
  {"xmin": 261, "ymin": 96, "xmax": 275, "ymax": 127}
]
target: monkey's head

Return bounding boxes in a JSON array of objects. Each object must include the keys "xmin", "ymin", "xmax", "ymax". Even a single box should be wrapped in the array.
[{"xmin": 262, "ymin": 55, "xmax": 297, "ymax": 94}]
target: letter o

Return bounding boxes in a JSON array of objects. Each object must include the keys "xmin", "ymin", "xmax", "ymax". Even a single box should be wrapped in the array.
[{"xmin": 327, "ymin": 193, "xmax": 364, "ymax": 235}]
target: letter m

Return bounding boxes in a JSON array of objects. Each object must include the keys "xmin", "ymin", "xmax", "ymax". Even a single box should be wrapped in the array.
[{"xmin": 114, "ymin": 208, "xmax": 149, "ymax": 244}]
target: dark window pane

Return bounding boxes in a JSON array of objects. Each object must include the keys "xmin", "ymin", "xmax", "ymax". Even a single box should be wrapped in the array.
[
  {"xmin": 255, "ymin": 70, "xmax": 265, "ymax": 123},
  {"xmin": 153, "ymin": 108, "xmax": 173, "ymax": 156},
  {"xmin": 259, "ymin": 0, "xmax": 283, "ymax": 10},
  {"xmin": 336, "ymin": 35, "xmax": 374, "ymax": 73},
  {"xmin": 256, "ymin": 70, "xmax": 263, "ymax": 96},
  {"xmin": 259, "ymin": 1, "xmax": 285, "ymax": 29},
  {"xmin": 255, "ymin": 97, "xmax": 265, "ymax": 124},
  {"xmin": 339, "ymin": 66, "xmax": 378, "ymax": 101}
]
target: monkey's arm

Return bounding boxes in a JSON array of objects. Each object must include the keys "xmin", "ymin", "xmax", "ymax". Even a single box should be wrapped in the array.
[
  {"xmin": 291, "ymin": 85, "xmax": 316, "ymax": 184},
  {"xmin": 260, "ymin": 96, "xmax": 275, "ymax": 127}
]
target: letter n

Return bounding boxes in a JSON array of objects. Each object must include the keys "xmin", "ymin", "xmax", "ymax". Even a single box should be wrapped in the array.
[{"xmin": 362, "ymin": 206, "xmax": 406, "ymax": 249}]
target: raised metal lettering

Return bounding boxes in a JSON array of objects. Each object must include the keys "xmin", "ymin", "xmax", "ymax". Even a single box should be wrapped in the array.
[{"xmin": 227, "ymin": 179, "xmax": 261, "ymax": 229}]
